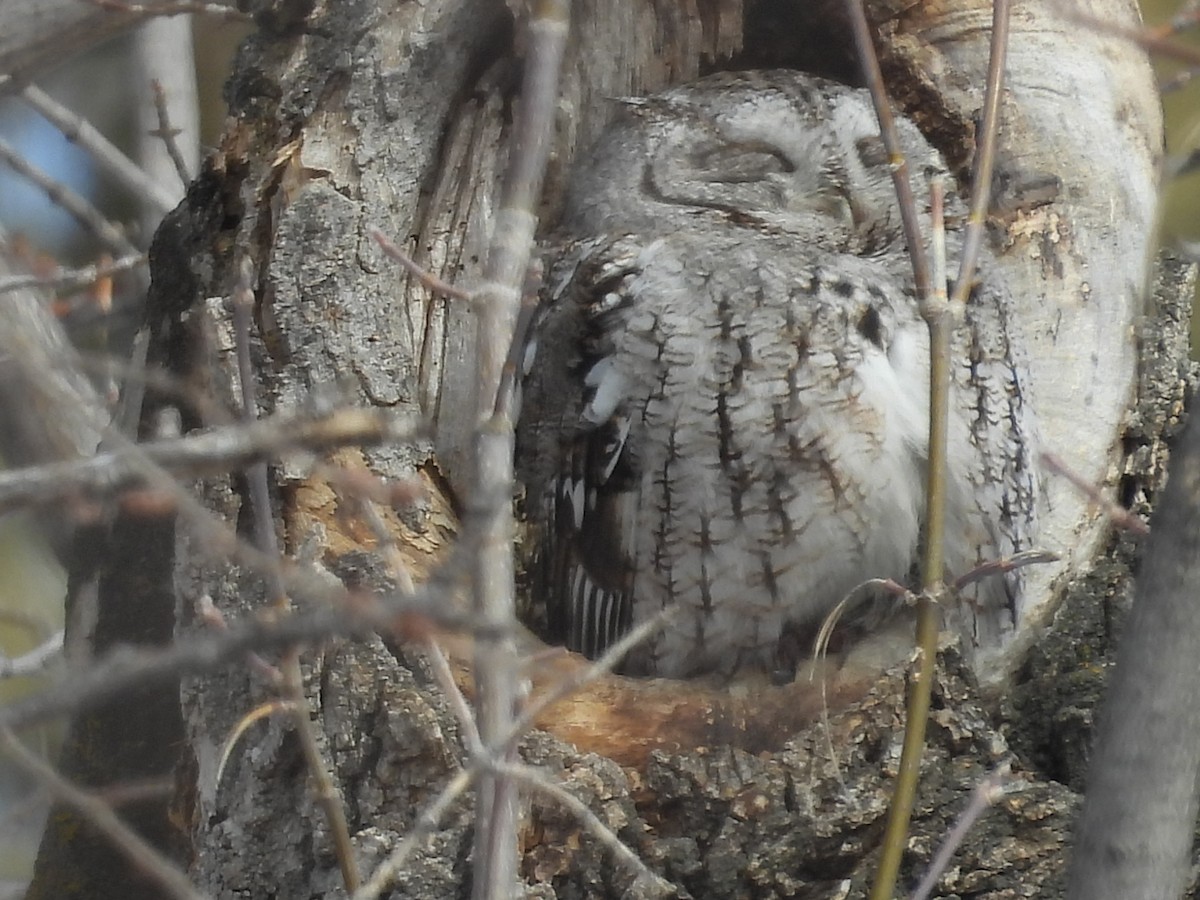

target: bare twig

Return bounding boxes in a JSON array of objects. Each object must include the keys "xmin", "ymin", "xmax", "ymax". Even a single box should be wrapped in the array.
[
  {"xmin": 1041, "ymin": 451, "xmax": 1150, "ymax": 535},
  {"xmin": 369, "ymin": 227, "xmax": 471, "ymax": 301},
  {"xmin": 0, "ymin": 136, "xmax": 137, "ymax": 256},
  {"xmin": 228, "ymin": 259, "xmax": 362, "ymax": 892},
  {"xmin": 491, "ymin": 759, "xmax": 668, "ymax": 891},
  {"xmin": 0, "ymin": 727, "xmax": 206, "ymax": 900},
  {"xmin": 214, "ymin": 699, "xmax": 298, "ymax": 785},
  {"xmin": 85, "ymin": 0, "xmax": 249, "ymax": 20},
  {"xmin": 195, "ymin": 593, "xmax": 281, "ymax": 683},
  {"xmin": 20, "ymin": 84, "xmax": 178, "ymax": 215},
  {"xmin": 910, "ymin": 761, "xmax": 1014, "ymax": 900},
  {"xmin": 811, "ymin": 578, "xmax": 911, "ymax": 667},
  {"xmin": 1062, "ymin": 2, "xmax": 1200, "ymax": 68},
  {"xmin": 87, "ymin": 775, "xmax": 176, "ymax": 808},
  {"xmin": 861, "ymin": 2, "xmax": 1012, "ymax": 896},
  {"xmin": 0, "ymin": 578, "xmax": 474, "ymax": 734},
  {"xmin": 0, "ymin": 251, "xmax": 146, "ymax": 296},
  {"xmin": 952, "ymin": 549, "xmax": 1061, "ymax": 593},
  {"xmin": 0, "ymin": 630, "xmax": 63, "ymax": 679},
  {"xmin": 951, "ymin": 0, "xmax": 1010, "ymax": 304},
  {"xmin": 0, "ymin": 406, "xmax": 424, "ymax": 514},
  {"xmin": 425, "ymin": 639, "xmax": 483, "ymax": 753},
  {"xmin": 351, "ymin": 769, "xmax": 476, "ymax": 900},
  {"xmin": 505, "ymin": 608, "xmax": 676, "ymax": 750},
  {"xmin": 461, "ymin": 3, "xmax": 568, "ymax": 898},
  {"xmin": 845, "ymin": 0, "xmax": 931, "ymax": 300},
  {"xmin": 150, "ymin": 79, "xmax": 194, "ymax": 187}
]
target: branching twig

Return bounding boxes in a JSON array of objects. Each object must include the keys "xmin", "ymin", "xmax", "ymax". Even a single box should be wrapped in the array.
[
  {"xmin": 951, "ymin": 0, "xmax": 1010, "ymax": 304},
  {"xmin": 20, "ymin": 84, "xmax": 178, "ymax": 216},
  {"xmin": 0, "ymin": 251, "xmax": 146, "ymax": 297},
  {"xmin": 0, "ymin": 575, "xmax": 474, "ymax": 734},
  {"xmin": 0, "ymin": 136, "xmax": 137, "ymax": 256},
  {"xmin": 0, "ymin": 727, "xmax": 205, "ymax": 900},
  {"xmin": 0, "ymin": 406, "xmax": 424, "ymax": 514},
  {"xmin": 228, "ymin": 259, "xmax": 361, "ymax": 892},
  {"xmin": 845, "ymin": 0, "xmax": 931, "ymax": 300},
  {"xmin": 150, "ymin": 79, "xmax": 194, "ymax": 187},
  {"xmin": 861, "ymin": 3, "xmax": 1012, "ymax": 894},
  {"xmin": 461, "ymin": 4, "xmax": 568, "ymax": 898},
  {"xmin": 351, "ymin": 769, "xmax": 476, "ymax": 900}
]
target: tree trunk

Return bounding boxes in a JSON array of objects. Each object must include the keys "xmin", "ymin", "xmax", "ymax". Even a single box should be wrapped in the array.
[{"xmin": 31, "ymin": 0, "xmax": 1194, "ymax": 897}]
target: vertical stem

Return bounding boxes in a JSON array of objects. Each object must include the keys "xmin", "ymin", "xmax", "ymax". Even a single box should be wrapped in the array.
[
  {"xmin": 845, "ymin": 0, "xmax": 932, "ymax": 300},
  {"xmin": 863, "ymin": 0, "xmax": 1011, "ymax": 889},
  {"xmin": 468, "ymin": 4, "xmax": 568, "ymax": 898},
  {"xmin": 953, "ymin": 0, "xmax": 1010, "ymax": 304},
  {"xmin": 868, "ymin": 180, "xmax": 950, "ymax": 900},
  {"xmin": 231, "ymin": 261, "xmax": 361, "ymax": 892}
]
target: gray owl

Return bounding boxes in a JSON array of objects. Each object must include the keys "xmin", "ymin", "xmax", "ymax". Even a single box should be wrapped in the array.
[{"xmin": 517, "ymin": 70, "xmax": 1039, "ymax": 679}]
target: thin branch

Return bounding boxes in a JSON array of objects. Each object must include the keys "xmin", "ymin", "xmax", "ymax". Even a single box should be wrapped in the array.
[
  {"xmin": 910, "ymin": 761, "xmax": 1013, "ymax": 900},
  {"xmin": 0, "ymin": 251, "xmax": 146, "ymax": 296},
  {"xmin": 0, "ymin": 406, "xmax": 424, "ymax": 513},
  {"xmin": 0, "ymin": 727, "xmax": 207, "ymax": 900},
  {"xmin": 0, "ymin": 630, "xmax": 63, "ymax": 679},
  {"xmin": 341, "ymin": 475, "xmax": 484, "ymax": 759},
  {"xmin": 504, "ymin": 609, "xmax": 676, "ymax": 751},
  {"xmin": 150, "ymin": 79, "xmax": 194, "ymax": 187},
  {"xmin": 370, "ymin": 227, "xmax": 471, "ymax": 301},
  {"xmin": 20, "ymin": 84, "xmax": 178, "ymax": 216},
  {"xmin": 425, "ymin": 639, "xmax": 483, "ymax": 753},
  {"xmin": 463, "ymin": 3, "xmax": 569, "ymax": 899},
  {"xmin": 87, "ymin": 775, "xmax": 176, "ymax": 808},
  {"xmin": 492, "ymin": 759, "xmax": 669, "ymax": 892},
  {"xmin": 862, "ymin": 2, "xmax": 1012, "ymax": 895},
  {"xmin": 0, "ymin": 577, "xmax": 478, "ymax": 734},
  {"xmin": 229, "ymin": 258, "xmax": 361, "ymax": 892},
  {"xmin": 1062, "ymin": 2, "xmax": 1200, "ymax": 68},
  {"xmin": 85, "ymin": 0, "xmax": 249, "ymax": 20},
  {"xmin": 845, "ymin": 0, "xmax": 931, "ymax": 300},
  {"xmin": 351, "ymin": 768, "xmax": 476, "ymax": 900},
  {"xmin": 195, "ymin": 593, "xmax": 281, "ymax": 683},
  {"xmin": 869, "ymin": 175, "xmax": 946, "ymax": 900},
  {"xmin": 951, "ymin": 0, "xmax": 1010, "ymax": 304},
  {"xmin": 1041, "ymin": 451, "xmax": 1150, "ymax": 535},
  {"xmin": 0, "ymin": 136, "xmax": 137, "ymax": 256},
  {"xmin": 952, "ymin": 549, "xmax": 1061, "ymax": 593}
]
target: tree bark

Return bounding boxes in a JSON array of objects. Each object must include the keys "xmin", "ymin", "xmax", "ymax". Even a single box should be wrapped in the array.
[
  {"xmin": 1067, "ymin": 294, "xmax": 1200, "ymax": 899},
  {"xmin": 29, "ymin": 0, "xmax": 1192, "ymax": 897}
]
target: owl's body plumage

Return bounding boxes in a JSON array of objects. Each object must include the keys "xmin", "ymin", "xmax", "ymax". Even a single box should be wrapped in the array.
[{"xmin": 518, "ymin": 71, "xmax": 1038, "ymax": 678}]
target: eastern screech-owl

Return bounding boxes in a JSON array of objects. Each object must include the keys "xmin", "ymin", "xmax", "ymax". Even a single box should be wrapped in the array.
[{"xmin": 517, "ymin": 70, "xmax": 1039, "ymax": 679}]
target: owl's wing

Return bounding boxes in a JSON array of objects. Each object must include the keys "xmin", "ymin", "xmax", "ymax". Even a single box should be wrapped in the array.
[
  {"xmin": 545, "ymin": 417, "xmax": 639, "ymax": 659},
  {"xmin": 518, "ymin": 238, "xmax": 647, "ymax": 662}
]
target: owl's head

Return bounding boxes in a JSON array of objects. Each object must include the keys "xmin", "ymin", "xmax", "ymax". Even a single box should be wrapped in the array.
[{"xmin": 561, "ymin": 70, "xmax": 953, "ymax": 256}]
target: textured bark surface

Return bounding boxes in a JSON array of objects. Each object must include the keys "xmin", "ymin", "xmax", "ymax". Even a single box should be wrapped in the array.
[
  {"xmin": 1067, "ymin": 273, "xmax": 1200, "ymax": 900},
  {"xmin": 31, "ymin": 0, "xmax": 1193, "ymax": 897}
]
